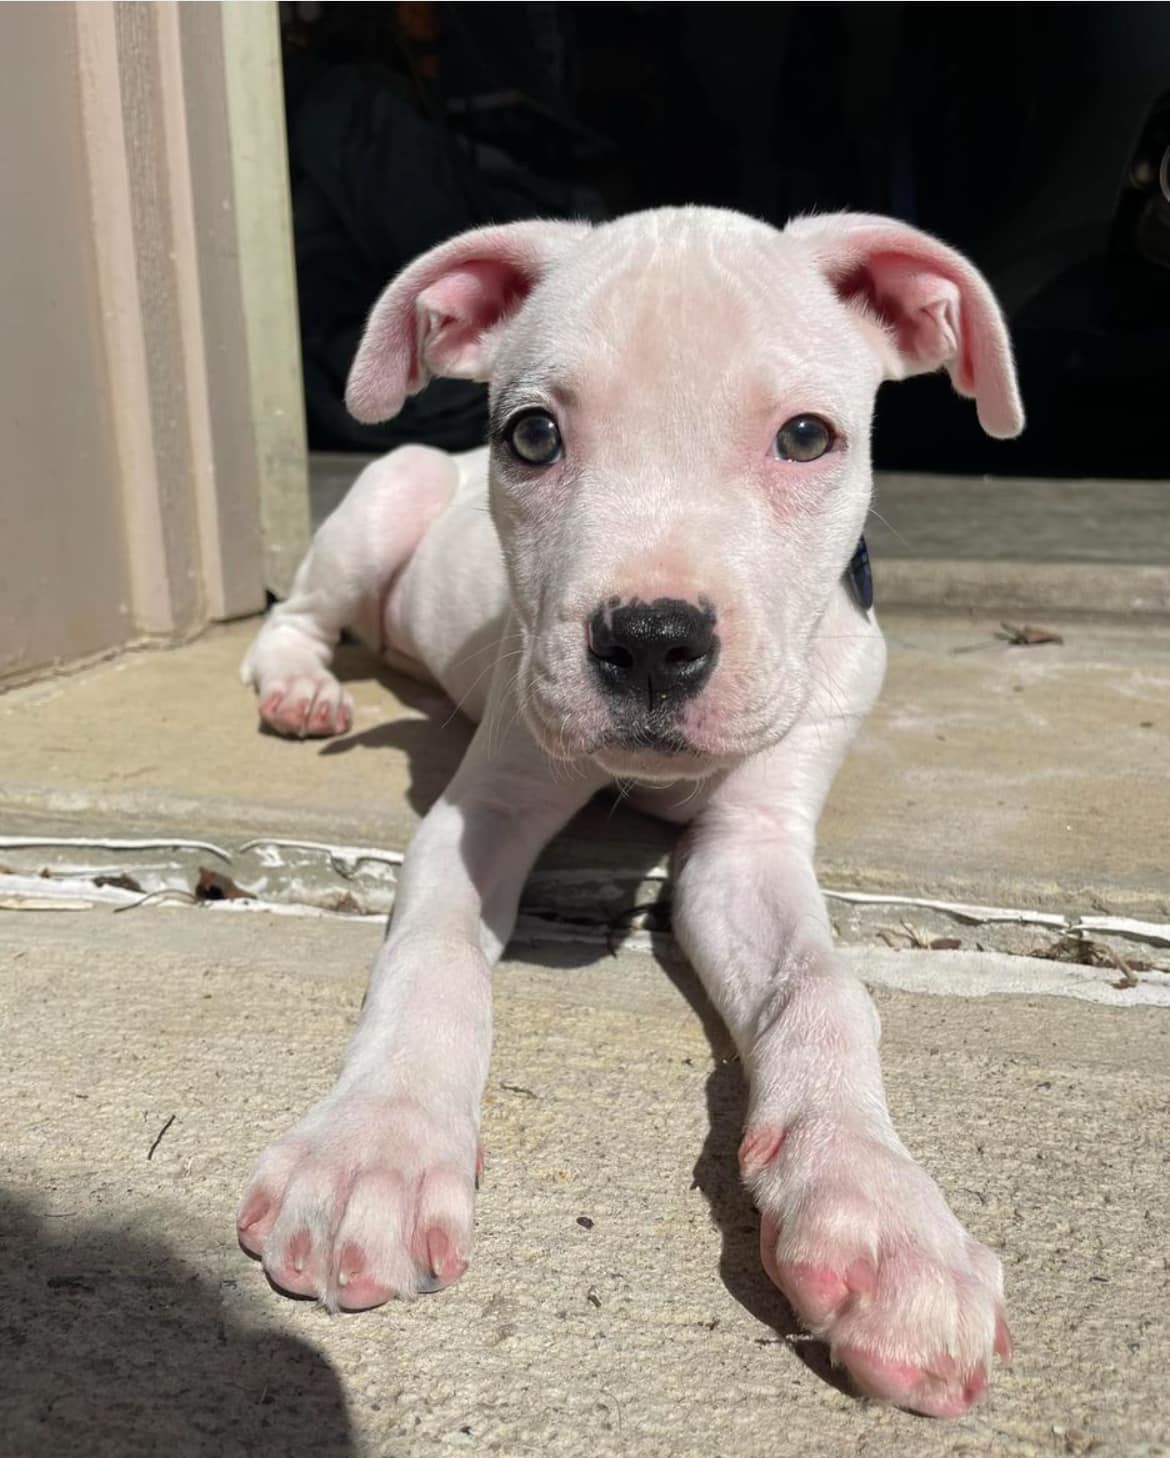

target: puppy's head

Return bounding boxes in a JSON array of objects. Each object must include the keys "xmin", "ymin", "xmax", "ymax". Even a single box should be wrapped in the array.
[{"xmin": 348, "ymin": 208, "xmax": 1022, "ymax": 783}]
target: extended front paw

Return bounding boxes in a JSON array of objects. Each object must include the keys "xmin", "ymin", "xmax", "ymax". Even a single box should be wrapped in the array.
[
  {"xmin": 742, "ymin": 1122, "xmax": 1010, "ymax": 1418},
  {"xmin": 237, "ymin": 1092, "xmax": 478, "ymax": 1310}
]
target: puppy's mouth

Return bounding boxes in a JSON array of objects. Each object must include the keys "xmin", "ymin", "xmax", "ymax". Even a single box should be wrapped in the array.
[
  {"xmin": 596, "ymin": 720, "xmax": 707, "ymax": 770},
  {"xmin": 607, "ymin": 715, "xmax": 694, "ymax": 755},
  {"xmin": 521, "ymin": 686, "xmax": 709, "ymax": 772}
]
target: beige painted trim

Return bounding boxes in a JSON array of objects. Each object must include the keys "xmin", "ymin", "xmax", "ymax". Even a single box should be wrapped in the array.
[
  {"xmin": 111, "ymin": 1, "xmax": 205, "ymax": 632},
  {"xmin": 156, "ymin": 0, "xmax": 229, "ymax": 623},
  {"xmin": 0, "ymin": 2, "xmax": 133, "ymax": 679},
  {"xmin": 221, "ymin": 0, "xmax": 311, "ymax": 598},
  {"xmin": 75, "ymin": 2, "xmax": 175, "ymax": 635},
  {"xmin": 2, "ymin": 0, "xmax": 308, "ymax": 685}
]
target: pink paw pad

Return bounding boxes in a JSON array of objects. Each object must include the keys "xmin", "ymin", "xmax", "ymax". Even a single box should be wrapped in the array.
[
  {"xmin": 236, "ymin": 1190, "xmax": 274, "ymax": 1255},
  {"xmin": 836, "ymin": 1346, "xmax": 989, "ymax": 1419},
  {"xmin": 266, "ymin": 698, "xmax": 310, "ymax": 735},
  {"xmin": 257, "ymin": 671, "xmax": 354, "ymax": 738},
  {"xmin": 774, "ymin": 1256, "xmax": 875, "ymax": 1325},
  {"xmin": 738, "ymin": 1125, "xmax": 787, "ymax": 1175}
]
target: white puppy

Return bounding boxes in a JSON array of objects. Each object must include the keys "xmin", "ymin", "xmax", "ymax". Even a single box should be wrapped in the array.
[{"xmin": 238, "ymin": 207, "xmax": 1023, "ymax": 1418}]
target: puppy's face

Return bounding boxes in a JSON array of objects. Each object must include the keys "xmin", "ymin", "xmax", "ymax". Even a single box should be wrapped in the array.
[
  {"xmin": 487, "ymin": 214, "xmax": 884, "ymax": 783},
  {"xmin": 347, "ymin": 206, "xmax": 1021, "ymax": 786}
]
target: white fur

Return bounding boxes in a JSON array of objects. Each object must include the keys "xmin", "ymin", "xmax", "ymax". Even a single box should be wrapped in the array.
[{"xmin": 237, "ymin": 207, "xmax": 1020, "ymax": 1417}]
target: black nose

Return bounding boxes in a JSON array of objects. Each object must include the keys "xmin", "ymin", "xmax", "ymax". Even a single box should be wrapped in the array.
[{"xmin": 588, "ymin": 598, "xmax": 718, "ymax": 707}]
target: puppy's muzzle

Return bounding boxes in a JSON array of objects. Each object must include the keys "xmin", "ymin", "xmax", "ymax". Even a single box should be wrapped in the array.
[{"xmin": 587, "ymin": 598, "xmax": 719, "ymax": 712}]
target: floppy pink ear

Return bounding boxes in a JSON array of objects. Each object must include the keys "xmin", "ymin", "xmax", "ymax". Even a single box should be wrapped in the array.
[
  {"xmin": 786, "ymin": 212, "xmax": 1024, "ymax": 438},
  {"xmin": 345, "ymin": 219, "xmax": 592, "ymax": 424}
]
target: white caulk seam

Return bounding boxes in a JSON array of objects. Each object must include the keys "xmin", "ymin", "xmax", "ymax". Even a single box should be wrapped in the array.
[
  {"xmin": 2, "ymin": 839, "xmax": 1168, "ymax": 1004},
  {"xmin": 0, "ymin": 835, "xmax": 232, "ymax": 861}
]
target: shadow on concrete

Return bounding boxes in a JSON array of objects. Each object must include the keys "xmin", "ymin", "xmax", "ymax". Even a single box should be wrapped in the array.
[
  {"xmin": 653, "ymin": 954, "xmax": 851, "ymax": 1400},
  {"xmin": 320, "ymin": 712, "xmax": 474, "ymax": 818},
  {"xmin": 0, "ymin": 1187, "xmax": 354, "ymax": 1458},
  {"xmin": 318, "ymin": 645, "xmax": 473, "ymax": 816},
  {"xmin": 322, "ymin": 641, "xmax": 678, "ymax": 913}
]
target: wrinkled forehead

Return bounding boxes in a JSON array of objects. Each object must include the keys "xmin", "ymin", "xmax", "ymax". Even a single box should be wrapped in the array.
[{"xmin": 492, "ymin": 216, "xmax": 879, "ymax": 420}]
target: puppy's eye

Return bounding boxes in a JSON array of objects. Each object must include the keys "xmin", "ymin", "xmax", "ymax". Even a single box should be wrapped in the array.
[
  {"xmin": 775, "ymin": 415, "xmax": 834, "ymax": 462},
  {"xmin": 505, "ymin": 409, "xmax": 562, "ymax": 466}
]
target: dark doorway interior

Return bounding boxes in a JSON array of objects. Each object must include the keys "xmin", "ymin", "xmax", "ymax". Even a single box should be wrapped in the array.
[{"xmin": 281, "ymin": 2, "xmax": 1170, "ymax": 479}]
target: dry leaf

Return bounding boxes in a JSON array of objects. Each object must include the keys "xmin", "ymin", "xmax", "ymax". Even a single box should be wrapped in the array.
[
  {"xmin": 997, "ymin": 622, "xmax": 1064, "ymax": 646},
  {"xmin": 194, "ymin": 867, "xmax": 248, "ymax": 901}
]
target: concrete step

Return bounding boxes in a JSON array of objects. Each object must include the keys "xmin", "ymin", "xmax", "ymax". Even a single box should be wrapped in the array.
[
  {"xmin": 1, "ymin": 613, "xmax": 1166, "ymax": 917},
  {"xmin": 868, "ymin": 473, "xmax": 1170, "ymax": 618},
  {"xmin": 310, "ymin": 454, "xmax": 1170, "ymax": 619}
]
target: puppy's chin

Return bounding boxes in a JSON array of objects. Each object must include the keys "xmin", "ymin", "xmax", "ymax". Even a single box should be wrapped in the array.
[{"xmin": 591, "ymin": 741, "xmax": 716, "ymax": 785}]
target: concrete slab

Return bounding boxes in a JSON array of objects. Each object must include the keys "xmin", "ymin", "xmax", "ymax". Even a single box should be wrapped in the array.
[
  {"xmin": 869, "ymin": 473, "xmax": 1170, "ymax": 568},
  {"xmin": 1, "ymin": 612, "xmax": 1166, "ymax": 915},
  {"xmin": 1, "ymin": 907, "xmax": 1167, "ymax": 1458}
]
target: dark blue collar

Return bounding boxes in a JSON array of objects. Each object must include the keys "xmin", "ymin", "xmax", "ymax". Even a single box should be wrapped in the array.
[{"xmin": 846, "ymin": 536, "xmax": 873, "ymax": 611}]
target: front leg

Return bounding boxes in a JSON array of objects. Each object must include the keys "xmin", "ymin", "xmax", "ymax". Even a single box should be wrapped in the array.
[
  {"xmin": 237, "ymin": 668, "xmax": 604, "ymax": 1308},
  {"xmin": 672, "ymin": 737, "xmax": 1010, "ymax": 1418}
]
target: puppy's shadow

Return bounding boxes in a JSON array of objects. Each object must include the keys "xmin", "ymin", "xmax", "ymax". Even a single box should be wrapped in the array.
[
  {"xmin": 317, "ymin": 644, "xmax": 678, "ymax": 973},
  {"xmin": 656, "ymin": 951, "xmax": 850, "ymax": 1396},
  {"xmin": 319, "ymin": 644, "xmax": 473, "ymax": 817}
]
